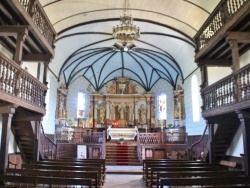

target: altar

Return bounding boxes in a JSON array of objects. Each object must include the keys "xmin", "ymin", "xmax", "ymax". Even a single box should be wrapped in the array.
[{"xmin": 107, "ymin": 127, "xmax": 138, "ymax": 141}]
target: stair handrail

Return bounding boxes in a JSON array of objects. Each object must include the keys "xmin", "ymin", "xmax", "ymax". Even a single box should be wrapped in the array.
[
  {"xmin": 40, "ymin": 123, "xmax": 57, "ymax": 159},
  {"xmin": 188, "ymin": 124, "xmax": 208, "ymax": 160}
]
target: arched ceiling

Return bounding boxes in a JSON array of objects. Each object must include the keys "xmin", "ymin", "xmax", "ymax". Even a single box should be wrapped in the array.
[{"xmin": 42, "ymin": 0, "xmax": 220, "ymax": 91}]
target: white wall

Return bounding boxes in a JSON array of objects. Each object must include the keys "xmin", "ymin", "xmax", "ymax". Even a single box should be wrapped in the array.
[
  {"xmin": 42, "ymin": 71, "xmax": 58, "ymax": 134},
  {"xmin": 183, "ymin": 70, "xmax": 206, "ymax": 135},
  {"xmin": 207, "ymin": 67, "xmax": 232, "ymax": 85}
]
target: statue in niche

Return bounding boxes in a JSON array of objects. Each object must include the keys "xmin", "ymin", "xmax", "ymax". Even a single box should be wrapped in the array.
[
  {"xmin": 138, "ymin": 104, "xmax": 146, "ymax": 125},
  {"xmin": 174, "ymin": 98, "xmax": 180, "ymax": 119},
  {"xmin": 129, "ymin": 105, "xmax": 134, "ymax": 122},
  {"xmin": 119, "ymin": 105, "xmax": 126, "ymax": 120},
  {"xmin": 98, "ymin": 104, "xmax": 106, "ymax": 124},
  {"xmin": 88, "ymin": 105, "xmax": 93, "ymax": 128}
]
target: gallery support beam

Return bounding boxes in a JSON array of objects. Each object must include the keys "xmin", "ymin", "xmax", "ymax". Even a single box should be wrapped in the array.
[{"xmin": 0, "ymin": 105, "xmax": 17, "ymax": 174}]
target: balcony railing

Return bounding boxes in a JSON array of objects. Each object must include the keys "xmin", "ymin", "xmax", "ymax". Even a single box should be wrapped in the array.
[
  {"xmin": 0, "ymin": 53, "xmax": 47, "ymax": 110},
  {"xmin": 201, "ymin": 63, "xmax": 250, "ymax": 112},
  {"xmin": 195, "ymin": 0, "xmax": 248, "ymax": 50},
  {"xmin": 18, "ymin": 0, "xmax": 55, "ymax": 46}
]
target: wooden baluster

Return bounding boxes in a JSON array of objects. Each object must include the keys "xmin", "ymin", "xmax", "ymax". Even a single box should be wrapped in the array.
[{"xmin": 0, "ymin": 59, "xmax": 3, "ymax": 91}]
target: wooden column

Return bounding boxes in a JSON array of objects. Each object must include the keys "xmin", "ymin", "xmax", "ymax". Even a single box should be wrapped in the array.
[
  {"xmin": 14, "ymin": 30, "xmax": 28, "ymax": 65},
  {"xmin": 0, "ymin": 105, "xmax": 17, "ymax": 174},
  {"xmin": 33, "ymin": 121, "xmax": 41, "ymax": 161},
  {"xmin": 208, "ymin": 122, "xmax": 215, "ymax": 164},
  {"xmin": 237, "ymin": 111, "xmax": 250, "ymax": 176},
  {"xmin": 228, "ymin": 39, "xmax": 240, "ymax": 72},
  {"xmin": 43, "ymin": 61, "xmax": 49, "ymax": 85}
]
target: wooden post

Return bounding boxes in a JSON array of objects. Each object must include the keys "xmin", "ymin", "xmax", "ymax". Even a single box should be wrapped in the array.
[
  {"xmin": 0, "ymin": 105, "xmax": 17, "ymax": 174},
  {"xmin": 14, "ymin": 29, "xmax": 28, "ymax": 65},
  {"xmin": 236, "ymin": 111, "xmax": 250, "ymax": 176},
  {"xmin": 208, "ymin": 123, "xmax": 215, "ymax": 164}
]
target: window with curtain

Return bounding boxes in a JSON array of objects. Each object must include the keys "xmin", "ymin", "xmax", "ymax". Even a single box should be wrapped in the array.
[
  {"xmin": 77, "ymin": 91, "xmax": 86, "ymax": 118},
  {"xmin": 191, "ymin": 75, "xmax": 200, "ymax": 122}
]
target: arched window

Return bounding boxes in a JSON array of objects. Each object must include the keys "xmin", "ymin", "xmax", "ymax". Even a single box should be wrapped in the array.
[
  {"xmin": 158, "ymin": 93, "xmax": 167, "ymax": 120},
  {"xmin": 191, "ymin": 75, "xmax": 200, "ymax": 122},
  {"xmin": 77, "ymin": 91, "xmax": 86, "ymax": 118}
]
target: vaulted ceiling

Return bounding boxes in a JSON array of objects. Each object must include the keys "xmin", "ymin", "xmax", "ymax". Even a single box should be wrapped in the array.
[{"xmin": 42, "ymin": 0, "xmax": 220, "ymax": 91}]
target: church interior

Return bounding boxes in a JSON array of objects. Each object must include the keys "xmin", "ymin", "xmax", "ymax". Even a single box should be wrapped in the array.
[{"xmin": 0, "ymin": 0, "xmax": 250, "ymax": 187}]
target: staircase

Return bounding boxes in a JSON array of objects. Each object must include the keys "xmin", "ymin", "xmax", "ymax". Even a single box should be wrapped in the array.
[
  {"xmin": 213, "ymin": 123, "xmax": 239, "ymax": 162},
  {"xmin": 11, "ymin": 121, "xmax": 37, "ymax": 163},
  {"xmin": 106, "ymin": 141, "xmax": 141, "ymax": 165}
]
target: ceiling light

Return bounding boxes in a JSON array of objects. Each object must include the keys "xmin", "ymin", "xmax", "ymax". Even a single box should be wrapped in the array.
[{"xmin": 112, "ymin": 0, "xmax": 140, "ymax": 50}]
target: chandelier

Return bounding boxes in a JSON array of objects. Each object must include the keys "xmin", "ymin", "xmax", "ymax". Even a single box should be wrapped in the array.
[
  {"xmin": 112, "ymin": 0, "xmax": 140, "ymax": 51},
  {"xmin": 113, "ymin": 14, "xmax": 140, "ymax": 44}
]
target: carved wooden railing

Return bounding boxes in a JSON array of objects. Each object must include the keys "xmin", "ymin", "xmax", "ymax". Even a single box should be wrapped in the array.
[
  {"xmin": 18, "ymin": 0, "xmax": 55, "ymax": 46},
  {"xmin": 188, "ymin": 125, "xmax": 208, "ymax": 160},
  {"xmin": 195, "ymin": 0, "xmax": 248, "ymax": 50},
  {"xmin": 40, "ymin": 124, "xmax": 57, "ymax": 159},
  {"xmin": 0, "ymin": 53, "xmax": 47, "ymax": 110},
  {"xmin": 201, "ymin": 63, "xmax": 250, "ymax": 112}
]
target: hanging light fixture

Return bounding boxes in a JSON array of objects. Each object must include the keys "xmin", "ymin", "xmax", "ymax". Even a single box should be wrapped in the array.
[{"xmin": 112, "ymin": 0, "xmax": 140, "ymax": 51}]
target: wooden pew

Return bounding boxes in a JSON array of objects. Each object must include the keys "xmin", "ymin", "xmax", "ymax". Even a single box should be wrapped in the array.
[
  {"xmin": 142, "ymin": 159, "xmax": 206, "ymax": 180},
  {"xmin": 154, "ymin": 170, "xmax": 246, "ymax": 188},
  {"xmin": 0, "ymin": 175, "xmax": 92, "ymax": 187},
  {"xmin": 22, "ymin": 163, "xmax": 102, "ymax": 186},
  {"xmin": 6, "ymin": 168, "xmax": 99, "ymax": 188},
  {"xmin": 145, "ymin": 163, "xmax": 225, "ymax": 186},
  {"xmin": 40, "ymin": 158, "xmax": 106, "ymax": 181},
  {"xmin": 160, "ymin": 176, "xmax": 250, "ymax": 188},
  {"xmin": 32, "ymin": 159, "xmax": 106, "ymax": 182}
]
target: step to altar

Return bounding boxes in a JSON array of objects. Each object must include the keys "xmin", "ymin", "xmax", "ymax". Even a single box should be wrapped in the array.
[{"xmin": 105, "ymin": 142, "xmax": 141, "ymax": 165}]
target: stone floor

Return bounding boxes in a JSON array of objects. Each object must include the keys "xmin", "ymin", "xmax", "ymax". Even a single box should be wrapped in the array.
[
  {"xmin": 103, "ymin": 165, "xmax": 144, "ymax": 188},
  {"xmin": 103, "ymin": 174, "xmax": 145, "ymax": 188}
]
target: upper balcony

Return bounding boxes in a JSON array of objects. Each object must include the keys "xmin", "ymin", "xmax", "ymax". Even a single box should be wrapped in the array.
[
  {"xmin": 0, "ymin": 0, "xmax": 56, "ymax": 60},
  {"xmin": 0, "ymin": 0, "xmax": 56, "ymax": 115},
  {"xmin": 194, "ymin": 0, "xmax": 250, "ymax": 63}
]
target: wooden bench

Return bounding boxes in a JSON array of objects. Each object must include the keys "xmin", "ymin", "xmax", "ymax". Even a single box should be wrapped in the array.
[
  {"xmin": 160, "ymin": 176, "xmax": 250, "ymax": 188},
  {"xmin": 22, "ymin": 163, "xmax": 103, "ymax": 186},
  {"xmin": 142, "ymin": 159, "xmax": 206, "ymax": 180},
  {"xmin": 0, "ymin": 174, "xmax": 92, "ymax": 187},
  {"xmin": 35, "ymin": 159, "xmax": 106, "ymax": 181},
  {"xmin": 145, "ymin": 162, "xmax": 225, "ymax": 186},
  {"xmin": 154, "ymin": 170, "xmax": 246, "ymax": 188},
  {"xmin": 6, "ymin": 168, "xmax": 99, "ymax": 188},
  {"xmin": 43, "ymin": 158, "xmax": 106, "ymax": 173}
]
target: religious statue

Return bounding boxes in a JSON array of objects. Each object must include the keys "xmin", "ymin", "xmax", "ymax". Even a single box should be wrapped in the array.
[
  {"xmin": 88, "ymin": 105, "xmax": 93, "ymax": 127},
  {"xmin": 119, "ymin": 106, "xmax": 126, "ymax": 120},
  {"xmin": 174, "ymin": 98, "xmax": 179, "ymax": 119},
  {"xmin": 138, "ymin": 104, "xmax": 146, "ymax": 125},
  {"xmin": 98, "ymin": 104, "xmax": 106, "ymax": 124}
]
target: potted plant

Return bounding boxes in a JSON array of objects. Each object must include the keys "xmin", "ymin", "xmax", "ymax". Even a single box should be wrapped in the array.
[{"xmin": 119, "ymin": 137, "xmax": 124, "ymax": 144}]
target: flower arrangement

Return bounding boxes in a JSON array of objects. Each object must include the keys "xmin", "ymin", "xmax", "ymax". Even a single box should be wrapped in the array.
[{"xmin": 119, "ymin": 137, "xmax": 124, "ymax": 142}]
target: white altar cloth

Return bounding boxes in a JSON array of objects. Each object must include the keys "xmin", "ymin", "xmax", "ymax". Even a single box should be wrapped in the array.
[{"xmin": 107, "ymin": 127, "xmax": 138, "ymax": 140}]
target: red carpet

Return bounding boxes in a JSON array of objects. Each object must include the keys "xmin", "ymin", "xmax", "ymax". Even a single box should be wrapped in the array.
[{"xmin": 116, "ymin": 143, "xmax": 129, "ymax": 165}]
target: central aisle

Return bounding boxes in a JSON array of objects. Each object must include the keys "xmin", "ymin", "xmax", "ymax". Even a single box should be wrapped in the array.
[
  {"xmin": 104, "ymin": 165, "xmax": 144, "ymax": 187},
  {"xmin": 103, "ymin": 175, "xmax": 144, "ymax": 188}
]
